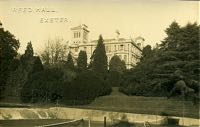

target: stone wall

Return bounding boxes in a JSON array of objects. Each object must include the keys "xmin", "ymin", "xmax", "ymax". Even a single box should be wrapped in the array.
[{"xmin": 0, "ymin": 107, "xmax": 198, "ymax": 126}]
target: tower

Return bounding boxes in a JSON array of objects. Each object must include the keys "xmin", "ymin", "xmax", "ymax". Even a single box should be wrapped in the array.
[
  {"xmin": 70, "ymin": 24, "xmax": 89, "ymax": 45},
  {"xmin": 70, "ymin": 24, "xmax": 90, "ymax": 57}
]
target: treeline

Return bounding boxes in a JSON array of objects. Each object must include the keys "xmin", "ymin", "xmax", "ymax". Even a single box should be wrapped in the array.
[
  {"xmin": 0, "ymin": 24, "xmax": 126, "ymax": 105},
  {"xmin": 20, "ymin": 36, "xmax": 113, "ymax": 104},
  {"xmin": 120, "ymin": 22, "xmax": 199, "ymax": 102}
]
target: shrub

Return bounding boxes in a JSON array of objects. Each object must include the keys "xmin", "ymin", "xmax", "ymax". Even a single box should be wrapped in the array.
[{"xmin": 63, "ymin": 70, "xmax": 111, "ymax": 105}]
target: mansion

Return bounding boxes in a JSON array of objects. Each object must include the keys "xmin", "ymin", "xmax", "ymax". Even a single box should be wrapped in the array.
[{"xmin": 69, "ymin": 24, "xmax": 144, "ymax": 69}]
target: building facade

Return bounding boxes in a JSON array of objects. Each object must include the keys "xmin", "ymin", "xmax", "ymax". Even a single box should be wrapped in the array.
[{"xmin": 69, "ymin": 24, "xmax": 144, "ymax": 69}]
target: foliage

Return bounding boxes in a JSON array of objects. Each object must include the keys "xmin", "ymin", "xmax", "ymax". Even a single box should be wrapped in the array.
[
  {"xmin": 77, "ymin": 50, "xmax": 87, "ymax": 71},
  {"xmin": 108, "ymin": 55, "xmax": 126, "ymax": 86},
  {"xmin": 66, "ymin": 52, "xmax": 75, "ymax": 70},
  {"xmin": 91, "ymin": 35, "xmax": 108, "ymax": 76},
  {"xmin": 21, "ymin": 67, "xmax": 65, "ymax": 103},
  {"xmin": 41, "ymin": 38, "xmax": 68, "ymax": 67},
  {"xmin": 109, "ymin": 55, "xmax": 126, "ymax": 74},
  {"xmin": 30, "ymin": 56, "xmax": 44, "ymax": 74},
  {"xmin": 63, "ymin": 70, "xmax": 111, "ymax": 105},
  {"xmin": 120, "ymin": 22, "xmax": 200, "ymax": 100},
  {"xmin": 0, "ymin": 27, "xmax": 20, "ymax": 98}
]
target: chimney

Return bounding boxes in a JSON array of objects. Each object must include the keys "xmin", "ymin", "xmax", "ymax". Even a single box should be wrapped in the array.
[{"xmin": 115, "ymin": 30, "xmax": 120, "ymax": 40}]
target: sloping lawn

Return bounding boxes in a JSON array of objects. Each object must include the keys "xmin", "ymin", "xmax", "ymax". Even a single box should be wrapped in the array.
[{"xmin": 75, "ymin": 87, "xmax": 199, "ymax": 118}]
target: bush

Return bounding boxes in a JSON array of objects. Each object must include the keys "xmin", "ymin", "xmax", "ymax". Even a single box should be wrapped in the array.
[
  {"xmin": 21, "ymin": 68, "xmax": 66, "ymax": 103},
  {"xmin": 63, "ymin": 70, "xmax": 111, "ymax": 105},
  {"xmin": 108, "ymin": 71, "xmax": 123, "ymax": 87}
]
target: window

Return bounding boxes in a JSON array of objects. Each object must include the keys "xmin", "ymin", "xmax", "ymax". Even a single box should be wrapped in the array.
[
  {"xmin": 115, "ymin": 45, "xmax": 117, "ymax": 51},
  {"xmin": 78, "ymin": 32, "xmax": 80, "ymax": 38},
  {"xmin": 120, "ymin": 45, "xmax": 123, "ymax": 50},
  {"xmin": 74, "ymin": 32, "xmax": 81, "ymax": 38}
]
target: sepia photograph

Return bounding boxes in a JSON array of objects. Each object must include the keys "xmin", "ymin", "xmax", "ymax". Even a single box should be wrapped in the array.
[{"xmin": 0, "ymin": 0, "xmax": 199, "ymax": 127}]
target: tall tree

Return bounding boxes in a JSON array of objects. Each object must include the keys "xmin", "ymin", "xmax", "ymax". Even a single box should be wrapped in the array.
[
  {"xmin": 0, "ymin": 24, "xmax": 20, "ymax": 98},
  {"xmin": 66, "ymin": 52, "xmax": 75, "ymax": 70},
  {"xmin": 77, "ymin": 50, "xmax": 87, "ymax": 71},
  {"xmin": 7, "ymin": 42, "xmax": 40, "ymax": 99},
  {"xmin": 120, "ymin": 22, "xmax": 200, "ymax": 98},
  {"xmin": 160, "ymin": 21, "xmax": 181, "ymax": 50},
  {"xmin": 24, "ymin": 42, "xmax": 34, "ymax": 58},
  {"xmin": 20, "ymin": 42, "xmax": 34, "ymax": 70},
  {"xmin": 92, "ymin": 35, "xmax": 108, "ymax": 75}
]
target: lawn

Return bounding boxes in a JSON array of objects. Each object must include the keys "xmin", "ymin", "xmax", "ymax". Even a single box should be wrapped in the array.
[
  {"xmin": 73, "ymin": 87, "xmax": 199, "ymax": 118},
  {"xmin": 0, "ymin": 87, "xmax": 199, "ymax": 119}
]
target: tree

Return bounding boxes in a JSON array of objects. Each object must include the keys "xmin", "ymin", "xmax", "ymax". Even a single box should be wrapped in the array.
[
  {"xmin": 63, "ymin": 70, "xmax": 111, "ymax": 105},
  {"xmin": 21, "ymin": 68, "xmax": 65, "ymax": 103},
  {"xmin": 140, "ymin": 45, "xmax": 153, "ymax": 61},
  {"xmin": 108, "ymin": 55, "xmax": 126, "ymax": 86},
  {"xmin": 120, "ymin": 22, "xmax": 200, "ymax": 98},
  {"xmin": 24, "ymin": 42, "xmax": 34, "ymax": 58},
  {"xmin": 160, "ymin": 21, "xmax": 181, "ymax": 50},
  {"xmin": 41, "ymin": 38, "xmax": 68, "ymax": 67},
  {"xmin": 6, "ymin": 42, "xmax": 43, "ymax": 100},
  {"xmin": 66, "ymin": 52, "xmax": 75, "ymax": 70},
  {"xmin": 30, "ymin": 56, "xmax": 44, "ymax": 74},
  {"xmin": 91, "ymin": 35, "xmax": 108, "ymax": 75},
  {"xmin": 109, "ymin": 55, "xmax": 126, "ymax": 74},
  {"xmin": 0, "ymin": 25, "xmax": 20, "ymax": 98},
  {"xmin": 77, "ymin": 50, "xmax": 87, "ymax": 71},
  {"xmin": 20, "ymin": 42, "xmax": 34, "ymax": 71}
]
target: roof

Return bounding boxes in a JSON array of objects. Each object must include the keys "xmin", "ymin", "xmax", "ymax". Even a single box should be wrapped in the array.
[
  {"xmin": 91, "ymin": 38, "xmax": 126, "ymax": 43},
  {"xmin": 71, "ymin": 25, "xmax": 82, "ymax": 30},
  {"xmin": 71, "ymin": 24, "xmax": 89, "ymax": 32}
]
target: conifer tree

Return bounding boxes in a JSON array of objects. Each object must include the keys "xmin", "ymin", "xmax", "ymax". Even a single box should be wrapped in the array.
[
  {"xmin": 77, "ymin": 50, "xmax": 87, "ymax": 71},
  {"xmin": 66, "ymin": 52, "xmax": 75, "ymax": 70},
  {"xmin": 92, "ymin": 35, "xmax": 108, "ymax": 75},
  {"xmin": 20, "ymin": 42, "xmax": 34, "ymax": 70}
]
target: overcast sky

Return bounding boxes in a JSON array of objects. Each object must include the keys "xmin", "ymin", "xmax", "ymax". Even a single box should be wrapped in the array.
[{"xmin": 0, "ymin": 0, "xmax": 199, "ymax": 54}]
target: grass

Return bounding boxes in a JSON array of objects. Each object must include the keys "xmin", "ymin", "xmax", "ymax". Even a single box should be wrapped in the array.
[
  {"xmin": 0, "ymin": 87, "xmax": 199, "ymax": 119},
  {"xmin": 73, "ymin": 87, "xmax": 199, "ymax": 119}
]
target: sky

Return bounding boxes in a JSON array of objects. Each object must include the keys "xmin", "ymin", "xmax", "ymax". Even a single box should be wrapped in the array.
[{"xmin": 0, "ymin": 0, "xmax": 199, "ymax": 54}]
